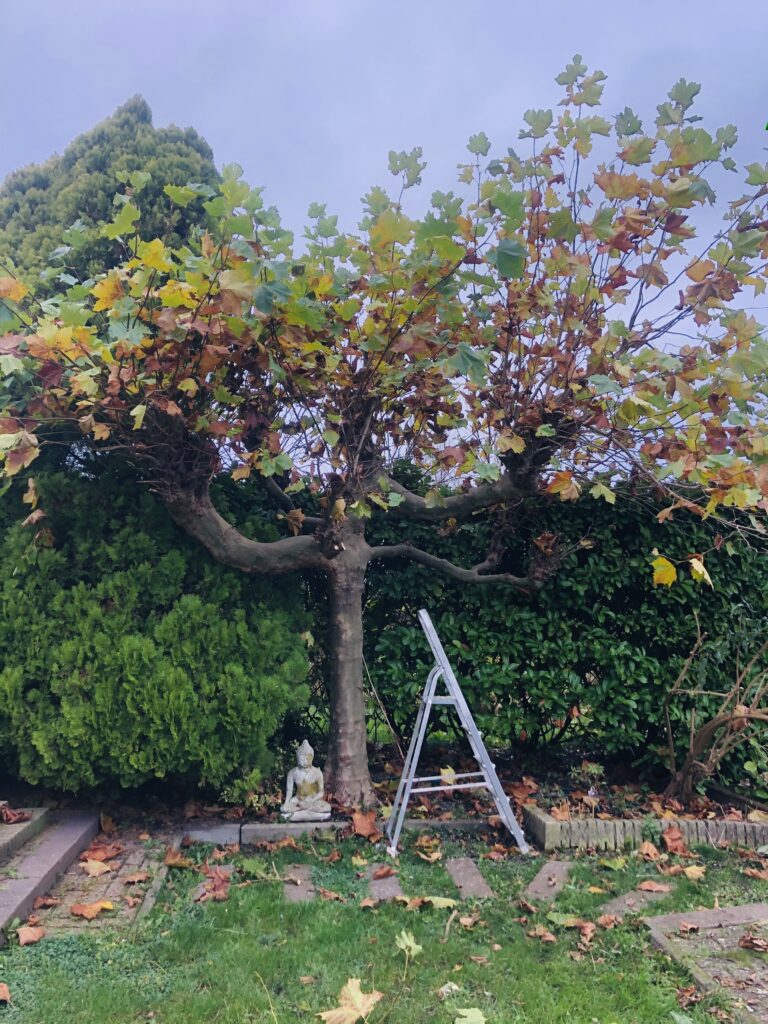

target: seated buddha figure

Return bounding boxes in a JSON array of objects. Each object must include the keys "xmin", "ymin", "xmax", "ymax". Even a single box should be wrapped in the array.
[{"xmin": 281, "ymin": 740, "xmax": 332, "ymax": 821}]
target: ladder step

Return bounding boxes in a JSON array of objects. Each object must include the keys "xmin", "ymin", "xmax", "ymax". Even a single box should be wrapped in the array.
[
  {"xmin": 424, "ymin": 696, "xmax": 456, "ymax": 705},
  {"xmin": 412, "ymin": 772, "xmax": 485, "ymax": 784},
  {"xmin": 410, "ymin": 782, "xmax": 492, "ymax": 795}
]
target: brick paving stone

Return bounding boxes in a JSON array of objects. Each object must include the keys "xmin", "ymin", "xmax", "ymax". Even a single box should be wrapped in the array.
[
  {"xmin": 367, "ymin": 864, "xmax": 403, "ymax": 901},
  {"xmin": 283, "ymin": 863, "xmax": 315, "ymax": 903},
  {"xmin": 523, "ymin": 860, "xmax": 574, "ymax": 903},
  {"xmin": 444, "ymin": 858, "xmax": 494, "ymax": 900}
]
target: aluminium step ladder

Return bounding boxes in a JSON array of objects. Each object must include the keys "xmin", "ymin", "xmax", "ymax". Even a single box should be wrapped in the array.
[{"xmin": 385, "ymin": 609, "xmax": 529, "ymax": 856}]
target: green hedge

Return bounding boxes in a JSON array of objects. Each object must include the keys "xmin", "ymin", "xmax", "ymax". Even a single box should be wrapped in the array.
[{"xmin": 0, "ymin": 462, "xmax": 309, "ymax": 792}]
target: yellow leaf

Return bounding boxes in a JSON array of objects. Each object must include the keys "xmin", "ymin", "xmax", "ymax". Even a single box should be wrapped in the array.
[
  {"xmin": 0, "ymin": 277, "xmax": 28, "ymax": 303},
  {"xmin": 92, "ymin": 422, "xmax": 111, "ymax": 441},
  {"xmin": 547, "ymin": 471, "xmax": 582, "ymax": 502},
  {"xmin": 130, "ymin": 405, "xmax": 147, "ymax": 431},
  {"xmin": 232, "ymin": 466, "xmax": 251, "ymax": 481},
  {"xmin": 82, "ymin": 859, "xmax": 112, "ymax": 878},
  {"xmin": 747, "ymin": 809, "xmax": 768, "ymax": 824},
  {"xmin": 178, "ymin": 378, "xmax": 199, "ymax": 396},
  {"xmin": 685, "ymin": 259, "xmax": 715, "ymax": 283},
  {"xmin": 22, "ymin": 477, "xmax": 38, "ymax": 508},
  {"xmin": 651, "ymin": 555, "xmax": 677, "ymax": 587},
  {"xmin": 688, "ymin": 557, "xmax": 713, "ymax": 587},
  {"xmin": 683, "ymin": 865, "xmax": 706, "ymax": 881},
  {"xmin": 138, "ymin": 238, "xmax": 173, "ymax": 273},
  {"xmin": 317, "ymin": 977, "xmax": 384, "ymax": 1024},
  {"xmin": 440, "ymin": 766, "xmax": 457, "ymax": 786},
  {"xmin": 497, "ymin": 433, "xmax": 526, "ymax": 455},
  {"xmin": 370, "ymin": 209, "xmax": 413, "ymax": 248},
  {"xmin": 157, "ymin": 280, "xmax": 197, "ymax": 308},
  {"xmin": 91, "ymin": 274, "xmax": 124, "ymax": 311}
]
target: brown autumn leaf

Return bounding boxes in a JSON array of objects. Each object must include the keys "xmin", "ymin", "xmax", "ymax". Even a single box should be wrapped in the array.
[
  {"xmin": 549, "ymin": 803, "xmax": 570, "ymax": 821},
  {"xmin": 414, "ymin": 833, "xmax": 440, "ymax": 851},
  {"xmin": 747, "ymin": 809, "xmax": 768, "ymax": 824},
  {"xmin": 676, "ymin": 985, "xmax": 702, "ymax": 1008},
  {"xmin": 82, "ymin": 842, "xmax": 122, "ymax": 862},
  {"xmin": 32, "ymin": 895, "xmax": 60, "ymax": 910},
  {"xmin": 739, "ymin": 931, "xmax": 768, "ymax": 952},
  {"xmin": 70, "ymin": 900, "xmax": 114, "ymax": 920},
  {"xmin": 638, "ymin": 841, "xmax": 660, "ymax": 861},
  {"xmin": 300, "ymin": 975, "xmax": 316, "ymax": 985},
  {"xmin": 679, "ymin": 921, "xmax": 700, "ymax": 936},
  {"xmin": 164, "ymin": 847, "xmax": 196, "ymax": 869},
  {"xmin": 578, "ymin": 921, "xmax": 597, "ymax": 945},
  {"xmin": 0, "ymin": 806, "xmax": 31, "ymax": 825},
  {"xmin": 743, "ymin": 867, "xmax": 768, "ymax": 881},
  {"xmin": 124, "ymin": 895, "xmax": 141, "ymax": 908},
  {"xmin": 459, "ymin": 913, "xmax": 481, "ymax": 929},
  {"xmin": 123, "ymin": 871, "xmax": 150, "ymax": 885},
  {"xmin": 657, "ymin": 863, "xmax": 685, "ymax": 876},
  {"xmin": 359, "ymin": 897, "xmax": 380, "ymax": 910},
  {"xmin": 318, "ymin": 887, "xmax": 345, "ymax": 902},
  {"xmin": 417, "ymin": 849, "xmax": 443, "ymax": 863},
  {"xmin": 596, "ymin": 914, "xmax": 622, "ymax": 929},
  {"xmin": 519, "ymin": 897, "xmax": 539, "ymax": 914},
  {"xmin": 351, "ymin": 810, "xmax": 382, "ymax": 842},
  {"xmin": 257, "ymin": 835, "xmax": 299, "ymax": 853},
  {"xmin": 317, "ymin": 977, "xmax": 384, "ymax": 1024},
  {"xmin": 527, "ymin": 923, "xmax": 557, "ymax": 943},
  {"xmin": 661, "ymin": 826, "xmax": 690, "ymax": 857},
  {"xmin": 372, "ymin": 865, "xmax": 397, "ymax": 880},
  {"xmin": 0, "ymin": 983, "xmax": 10, "ymax": 1004},
  {"xmin": 194, "ymin": 866, "xmax": 230, "ymax": 903},
  {"xmin": 17, "ymin": 926, "xmax": 45, "ymax": 946},
  {"xmin": 638, "ymin": 880, "xmax": 670, "ymax": 893},
  {"xmin": 82, "ymin": 859, "xmax": 112, "ymax": 878},
  {"xmin": 470, "ymin": 955, "xmax": 489, "ymax": 964},
  {"xmin": 324, "ymin": 849, "xmax": 343, "ymax": 864}
]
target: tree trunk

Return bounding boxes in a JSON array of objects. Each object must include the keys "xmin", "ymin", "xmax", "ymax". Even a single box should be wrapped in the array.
[{"xmin": 323, "ymin": 543, "xmax": 376, "ymax": 807}]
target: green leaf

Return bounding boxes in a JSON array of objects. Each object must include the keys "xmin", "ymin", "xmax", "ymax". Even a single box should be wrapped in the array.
[
  {"xmin": 548, "ymin": 210, "xmax": 578, "ymax": 244},
  {"xmin": 322, "ymin": 429, "xmax": 340, "ymax": 447},
  {"xmin": 454, "ymin": 1011, "xmax": 486, "ymax": 1024},
  {"xmin": 731, "ymin": 229, "xmax": 767, "ymax": 258},
  {"xmin": 129, "ymin": 170, "xmax": 151, "ymax": 191},
  {"xmin": 130, "ymin": 404, "xmax": 147, "ymax": 431},
  {"xmin": 101, "ymin": 201, "xmax": 140, "ymax": 240},
  {"xmin": 668, "ymin": 78, "xmax": 701, "ymax": 112},
  {"xmin": 535, "ymin": 423, "xmax": 556, "ymax": 437},
  {"xmin": 491, "ymin": 189, "xmax": 525, "ymax": 226},
  {"xmin": 746, "ymin": 162, "xmax": 768, "ymax": 186},
  {"xmin": 519, "ymin": 109, "xmax": 553, "ymax": 140},
  {"xmin": 467, "ymin": 132, "xmax": 491, "ymax": 157},
  {"xmin": 164, "ymin": 184, "xmax": 197, "ymax": 207},
  {"xmin": 388, "ymin": 147, "xmax": 426, "ymax": 188},
  {"xmin": 590, "ymin": 482, "xmax": 616, "ymax": 504},
  {"xmin": 395, "ymin": 929, "xmax": 422, "ymax": 959},
  {"xmin": 555, "ymin": 54, "xmax": 587, "ymax": 86},
  {"xmin": 494, "ymin": 237, "xmax": 527, "ymax": 278},
  {"xmin": 616, "ymin": 106, "xmax": 642, "ymax": 136},
  {"xmin": 590, "ymin": 374, "xmax": 623, "ymax": 396}
]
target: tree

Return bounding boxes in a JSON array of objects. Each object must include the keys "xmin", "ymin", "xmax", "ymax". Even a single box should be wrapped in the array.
[
  {"xmin": 0, "ymin": 96, "xmax": 219, "ymax": 287},
  {"xmin": 2, "ymin": 59, "xmax": 768, "ymax": 804}
]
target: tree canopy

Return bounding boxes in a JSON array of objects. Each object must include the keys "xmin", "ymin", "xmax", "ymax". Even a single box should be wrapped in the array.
[
  {"xmin": 2, "ymin": 58, "xmax": 768, "ymax": 802},
  {"xmin": 0, "ymin": 96, "xmax": 219, "ymax": 287}
]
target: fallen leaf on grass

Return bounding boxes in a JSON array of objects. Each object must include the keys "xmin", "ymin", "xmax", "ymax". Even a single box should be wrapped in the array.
[
  {"xmin": 662, "ymin": 826, "xmax": 690, "ymax": 856},
  {"xmin": 17, "ymin": 926, "xmax": 45, "ymax": 946},
  {"xmin": 454, "ymin": 1011, "xmax": 486, "ymax": 1024},
  {"xmin": 194, "ymin": 866, "xmax": 231, "ymax": 903},
  {"xmin": 32, "ymin": 895, "xmax": 59, "ymax": 910},
  {"xmin": 519, "ymin": 897, "xmax": 539, "ymax": 914},
  {"xmin": 459, "ymin": 913, "xmax": 481, "ymax": 929},
  {"xmin": 300, "ymin": 975, "xmax": 316, "ymax": 985},
  {"xmin": 527, "ymin": 923, "xmax": 557, "ymax": 943},
  {"xmin": 317, "ymin": 977, "xmax": 383, "ymax": 1023},
  {"xmin": 350, "ymin": 854, "xmax": 368, "ymax": 868},
  {"xmin": 547, "ymin": 911, "xmax": 588, "ymax": 929},
  {"xmin": 743, "ymin": 867, "xmax": 768, "ymax": 881},
  {"xmin": 469, "ymin": 955, "xmax": 489, "ymax": 965},
  {"xmin": 256, "ymin": 836, "xmax": 298, "ymax": 853},
  {"xmin": 351, "ymin": 810, "xmax": 382, "ymax": 842},
  {"xmin": 372, "ymin": 865, "xmax": 397, "ymax": 880},
  {"xmin": 0, "ymin": 983, "xmax": 10, "ymax": 1004},
  {"xmin": 70, "ymin": 901, "xmax": 114, "ymax": 920},
  {"xmin": 639, "ymin": 841, "xmax": 660, "ymax": 861},
  {"xmin": 123, "ymin": 871, "xmax": 150, "ymax": 885},
  {"xmin": 676, "ymin": 984, "xmax": 702, "ymax": 1008},
  {"xmin": 683, "ymin": 865, "xmax": 706, "ymax": 881},
  {"xmin": 638, "ymin": 880, "xmax": 670, "ymax": 893},
  {"xmin": 599, "ymin": 857, "xmax": 627, "ymax": 871},
  {"xmin": 596, "ymin": 914, "xmax": 622, "ymax": 929},
  {"xmin": 657, "ymin": 864, "xmax": 685, "ymax": 876},
  {"xmin": 82, "ymin": 859, "xmax": 112, "ymax": 878},
  {"xmin": 417, "ymin": 849, "xmax": 443, "ymax": 863},
  {"xmin": 318, "ymin": 887, "xmax": 345, "ymax": 902},
  {"xmin": 578, "ymin": 921, "xmax": 597, "ymax": 946},
  {"xmin": 359, "ymin": 897, "xmax": 380, "ymax": 910},
  {"xmin": 437, "ymin": 981, "xmax": 462, "ymax": 1000},
  {"xmin": 739, "ymin": 931, "xmax": 768, "ymax": 952},
  {"xmin": 164, "ymin": 848, "xmax": 197, "ymax": 869},
  {"xmin": 324, "ymin": 849, "xmax": 343, "ymax": 864}
]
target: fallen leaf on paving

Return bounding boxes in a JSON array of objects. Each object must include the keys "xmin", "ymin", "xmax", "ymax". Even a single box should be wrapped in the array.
[
  {"xmin": 0, "ymin": 983, "xmax": 10, "ymax": 1004},
  {"xmin": 743, "ymin": 867, "xmax": 768, "ymax": 881},
  {"xmin": 32, "ymin": 896, "xmax": 60, "ymax": 910},
  {"xmin": 17, "ymin": 926, "xmax": 45, "ymax": 946},
  {"xmin": 351, "ymin": 854, "xmax": 368, "ymax": 868},
  {"xmin": 587, "ymin": 885, "xmax": 607, "ymax": 894},
  {"xmin": 596, "ymin": 914, "xmax": 622, "ymax": 929},
  {"xmin": 639, "ymin": 841, "xmax": 660, "ymax": 861},
  {"xmin": 164, "ymin": 848, "xmax": 196, "ymax": 869},
  {"xmin": 678, "ymin": 921, "xmax": 700, "ymax": 936},
  {"xmin": 527, "ymin": 924, "xmax": 557, "ymax": 943},
  {"xmin": 318, "ymin": 888, "xmax": 345, "ymax": 902},
  {"xmin": 317, "ymin": 976, "xmax": 384, "ymax": 1023},
  {"xmin": 0, "ymin": 807, "xmax": 31, "ymax": 825},
  {"xmin": 70, "ymin": 900, "xmax": 114, "ymax": 920},
  {"xmin": 124, "ymin": 895, "xmax": 141, "ymax": 908},
  {"xmin": 372, "ymin": 865, "xmax": 397, "ymax": 880},
  {"xmin": 549, "ymin": 803, "xmax": 570, "ymax": 821},
  {"xmin": 437, "ymin": 981, "xmax": 462, "ymax": 1000},
  {"xmin": 739, "ymin": 931, "xmax": 768, "ymax": 952},
  {"xmin": 747, "ymin": 809, "xmax": 768, "ymax": 824},
  {"xmin": 123, "ymin": 871, "xmax": 150, "ymax": 885},
  {"xmin": 661, "ymin": 826, "xmax": 690, "ymax": 856},
  {"xmin": 683, "ymin": 865, "xmax": 706, "ymax": 881},
  {"xmin": 82, "ymin": 859, "xmax": 112, "ymax": 878},
  {"xmin": 359, "ymin": 897, "xmax": 380, "ymax": 910},
  {"xmin": 454, "ymin": 1011, "xmax": 486, "ymax": 1024},
  {"xmin": 638, "ymin": 880, "xmax": 670, "ymax": 892},
  {"xmin": 138, "ymin": 832, "xmax": 150, "ymax": 841},
  {"xmin": 82, "ymin": 842, "xmax": 122, "ymax": 862}
]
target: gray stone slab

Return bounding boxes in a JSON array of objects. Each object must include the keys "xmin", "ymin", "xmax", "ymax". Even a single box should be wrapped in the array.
[
  {"xmin": 0, "ymin": 808, "xmax": 49, "ymax": 866},
  {"xmin": 283, "ymin": 863, "xmax": 315, "ymax": 903},
  {"xmin": 241, "ymin": 821, "xmax": 345, "ymax": 844},
  {"xmin": 0, "ymin": 812, "xmax": 99, "ymax": 943},
  {"xmin": 600, "ymin": 885, "xmax": 673, "ymax": 916},
  {"xmin": 136, "ymin": 834, "xmax": 182, "ymax": 921},
  {"xmin": 523, "ymin": 860, "xmax": 574, "ymax": 902},
  {"xmin": 184, "ymin": 824, "xmax": 241, "ymax": 846},
  {"xmin": 445, "ymin": 857, "xmax": 494, "ymax": 900},
  {"xmin": 367, "ymin": 864, "xmax": 403, "ymax": 901}
]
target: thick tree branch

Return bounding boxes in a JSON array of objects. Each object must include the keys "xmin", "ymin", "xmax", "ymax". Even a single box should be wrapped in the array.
[
  {"xmin": 385, "ymin": 474, "xmax": 529, "ymax": 523},
  {"xmin": 371, "ymin": 543, "xmax": 538, "ymax": 589},
  {"xmin": 164, "ymin": 487, "xmax": 327, "ymax": 574}
]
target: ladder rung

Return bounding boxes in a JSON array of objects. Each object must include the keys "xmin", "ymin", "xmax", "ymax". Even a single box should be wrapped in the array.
[
  {"xmin": 412, "ymin": 772, "xmax": 485, "ymax": 784},
  {"xmin": 424, "ymin": 696, "xmax": 457, "ymax": 705},
  {"xmin": 409, "ymin": 782, "xmax": 492, "ymax": 794}
]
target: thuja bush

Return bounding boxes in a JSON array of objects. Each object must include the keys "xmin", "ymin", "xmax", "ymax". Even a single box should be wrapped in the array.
[
  {"xmin": 0, "ymin": 461, "xmax": 309, "ymax": 792},
  {"xmin": 365, "ymin": 476, "xmax": 768, "ymax": 784}
]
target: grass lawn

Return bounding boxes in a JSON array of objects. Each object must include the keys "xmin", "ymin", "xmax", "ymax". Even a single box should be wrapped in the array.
[{"xmin": 1, "ymin": 831, "xmax": 766, "ymax": 1023}]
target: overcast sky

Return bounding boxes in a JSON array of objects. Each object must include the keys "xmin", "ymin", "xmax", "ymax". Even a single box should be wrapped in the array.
[{"xmin": 3, "ymin": 0, "xmax": 767, "ymax": 237}]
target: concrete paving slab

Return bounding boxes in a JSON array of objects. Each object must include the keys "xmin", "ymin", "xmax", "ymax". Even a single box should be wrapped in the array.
[
  {"xmin": 0, "ymin": 808, "xmax": 49, "ymax": 865},
  {"xmin": 600, "ymin": 885, "xmax": 673, "ymax": 916},
  {"xmin": 184, "ymin": 824, "xmax": 241, "ymax": 846},
  {"xmin": 445, "ymin": 857, "xmax": 494, "ymax": 899},
  {"xmin": 283, "ymin": 863, "xmax": 315, "ymax": 903},
  {"xmin": 523, "ymin": 860, "xmax": 574, "ymax": 902},
  {"xmin": 366, "ymin": 864, "xmax": 403, "ymax": 901}
]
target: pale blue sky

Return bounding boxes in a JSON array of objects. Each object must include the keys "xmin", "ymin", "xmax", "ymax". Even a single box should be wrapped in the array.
[{"xmin": 2, "ymin": 0, "xmax": 767, "ymax": 236}]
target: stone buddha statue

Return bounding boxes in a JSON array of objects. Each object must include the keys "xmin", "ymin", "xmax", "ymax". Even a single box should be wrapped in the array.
[{"xmin": 281, "ymin": 740, "xmax": 332, "ymax": 821}]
